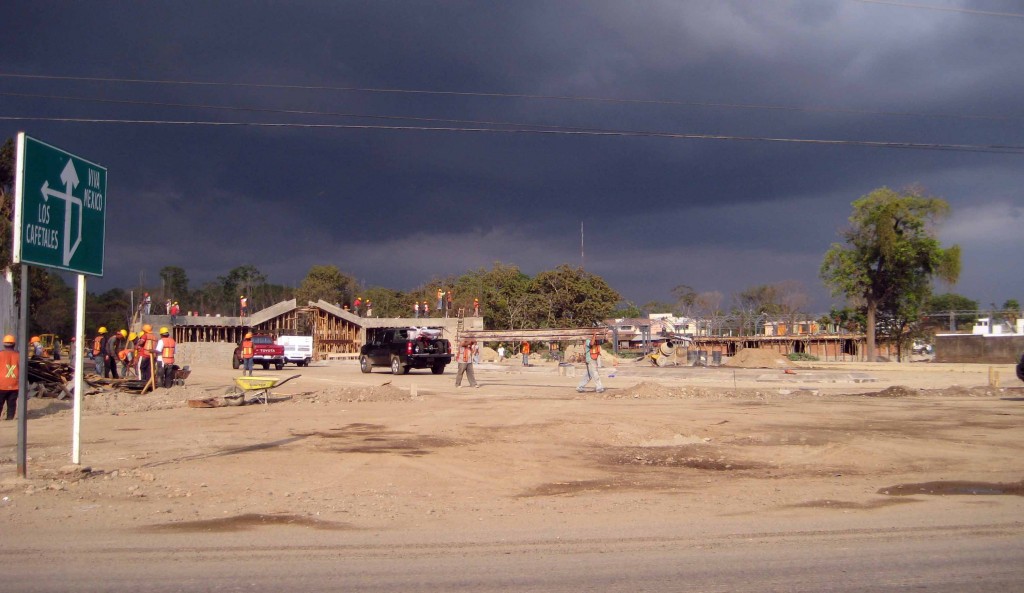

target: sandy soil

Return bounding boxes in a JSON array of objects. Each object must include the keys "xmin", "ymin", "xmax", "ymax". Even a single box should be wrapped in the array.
[{"xmin": 1, "ymin": 355, "xmax": 1022, "ymax": 540}]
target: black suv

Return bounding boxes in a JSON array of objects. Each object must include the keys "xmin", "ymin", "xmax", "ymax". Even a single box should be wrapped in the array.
[{"xmin": 359, "ymin": 327, "xmax": 452, "ymax": 375}]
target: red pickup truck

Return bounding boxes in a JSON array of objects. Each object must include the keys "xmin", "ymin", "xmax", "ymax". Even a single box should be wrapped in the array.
[{"xmin": 231, "ymin": 333, "xmax": 286, "ymax": 370}]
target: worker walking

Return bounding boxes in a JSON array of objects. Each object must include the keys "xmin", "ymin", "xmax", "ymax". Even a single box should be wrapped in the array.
[
  {"xmin": 454, "ymin": 338, "xmax": 480, "ymax": 388},
  {"xmin": 576, "ymin": 334, "xmax": 605, "ymax": 393},
  {"xmin": 0, "ymin": 335, "xmax": 19, "ymax": 421},
  {"xmin": 241, "ymin": 332, "xmax": 255, "ymax": 376}
]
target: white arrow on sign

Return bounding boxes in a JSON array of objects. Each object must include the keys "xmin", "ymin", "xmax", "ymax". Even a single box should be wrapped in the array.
[{"xmin": 40, "ymin": 159, "xmax": 84, "ymax": 266}]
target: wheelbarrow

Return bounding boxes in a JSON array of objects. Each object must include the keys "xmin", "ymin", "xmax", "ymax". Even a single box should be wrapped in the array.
[{"xmin": 227, "ymin": 374, "xmax": 301, "ymax": 406}]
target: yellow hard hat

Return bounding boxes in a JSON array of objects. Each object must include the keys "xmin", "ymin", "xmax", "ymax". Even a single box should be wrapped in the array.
[
  {"xmin": 159, "ymin": 327, "xmax": 170, "ymax": 335},
  {"xmin": 142, "ymin": 324, "xmax": 152, "ymax": 333},
  {"xmin": 245, "ymin": 332, "xmax": 253, "ymax": 338},
  {"xmin": 120, "ymin": 329, "xmax": 128, "ymax": 337},
  {"xmin": 3, "ymin": 335, "xmax": 15, "ymax": 345},
  {"xmin": 128, "ymin": 332, "xmax": 137, "ymax": 341},
  {"xmin": 98, "ymin": 327, "xmax": 108, "ymax": 334}
]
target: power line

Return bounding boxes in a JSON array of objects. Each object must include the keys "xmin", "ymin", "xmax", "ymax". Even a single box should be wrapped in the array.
[
  {"xmin": 853, "ymin": 0, "xmax": 1024, "ymax": 18},
  {"xmin": 0, "ymin": 73, "xmax": 1018, "ymax": 123},
  {"xmin": 2, "ymin": 115, "xmax": 1023, "ymax": 154}
]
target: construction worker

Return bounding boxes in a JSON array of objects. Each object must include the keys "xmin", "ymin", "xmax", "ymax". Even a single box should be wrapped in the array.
[
  {"xmin": 353, "ymin": 296, "xmax": 361, "ymax": 316},
  {"xmin": 30, "ymin": 336, "xmax": 43, "ymax": 358},
  {"xmin": 436, "ymin": 288, "xmax": 443, "ymax": 310},
  {"xmin": 423, "ymin": 301, "xmax": 430, "ymax": 317},
  {"xmin": 239, "ymin": 295, "xmax": 247, "ymax": 317},
  {"xmin": 473, "ymin": 298, "xmax": 480, "ymax": 316},
  {"xmin": 104, "ymin": 330, "xmax": 125, "ymax": 379},
  {"xmin": 138, "ymin": 324, "xmax": 158, "ymax": 384},
  {"xmin": 155, "ymin": 327, "xmax": 176, "ymax": 388},
  {"xmin": 521, "ymin": 341, "xmax": 531, "ymax": 366},
  {"xmin": 0, "ymin": 335, "xmax": 19, "ymax": 421},
  {"xmin": 576, "ymin": 334, "xmax": 605, "ymax": 393},
  {"xmin": 92, "ymin": 327, "xmax": 108, "ymax": 375},
  {"xmin": 240, "ymin": 332, "xmax": 255, "ymax": 376},
  {"xmin": 119, "ymin": 332, "xmax": 136, "ymax": 378},
  {"xmin": 143, "ymin": 292, "xmax": 152, "ymax": 315},
  {"xmin": 366, "ymin": 300, "xmax": 373, "ymax": 317},
  {"xmin": 413, "ymin": 301, "xmax": 420, "ymax": 318}
]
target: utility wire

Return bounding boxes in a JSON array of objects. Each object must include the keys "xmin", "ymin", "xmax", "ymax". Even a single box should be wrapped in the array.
[
  {"xmin": 0, "ymin": 73, "xmax": 1018, "ymax": 123},
  {"xmin": 2, "ymin": 115, "xmax": 1022, "ymax": 154},
  {"xmin": 852, "ymin": 0, "xmax": 1024, "ymax": 18}
]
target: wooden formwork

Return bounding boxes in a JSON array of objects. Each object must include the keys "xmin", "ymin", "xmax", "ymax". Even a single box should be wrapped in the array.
[{"xmin": 308, "ymin": 306, "xmax": 360, "ymax": 360}]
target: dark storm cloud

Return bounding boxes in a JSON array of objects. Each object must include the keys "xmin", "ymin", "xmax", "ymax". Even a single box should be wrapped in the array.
[{"xmin": 2, "ymin": 0, "xmax": 1022, "ymax": 309}]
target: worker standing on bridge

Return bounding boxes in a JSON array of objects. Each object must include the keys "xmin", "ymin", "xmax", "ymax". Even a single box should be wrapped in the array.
[
  {"xmin": 576, "ymin": 334, "xmax": 605, "ymax": 393},
  {"xmin": 413, "ymin": 301, "xmax": 420, "ymax": 318},
  {"xmin": 239, "ymin": 295, "xmax": 248, "ymax": 317}
]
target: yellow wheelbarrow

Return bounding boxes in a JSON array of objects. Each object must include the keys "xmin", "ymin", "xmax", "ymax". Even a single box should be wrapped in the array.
[{"xmin": 227, "ymin": 374, "xmax": 301, "ymax": 406}]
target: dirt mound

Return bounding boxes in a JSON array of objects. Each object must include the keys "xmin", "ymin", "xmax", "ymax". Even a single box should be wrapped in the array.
[
  {"xmin": 722, "ymin": 348, "xmax": 789, "ymax": 368},
  {"xmin": 580, "ymin": 381, "xmax": 763, "ymax": 400},
  {"xmin": 862, "ymin": 385, "xmax": 919, "ymax": 398},
  {"xmin": 564, "ymin": 344, "xmax": 621, "ymax": 366},
  {"xmin": 478, "ymin": 346, "xmax": 500, "ymax": 362},
  {"xmin": 310, "ymin": 383, "xmax": 415, "ymax": 403}
]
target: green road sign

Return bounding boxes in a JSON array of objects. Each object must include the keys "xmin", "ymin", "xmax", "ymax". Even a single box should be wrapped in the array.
[{"xmin": 13, "ymin": 133, "xmax": 106, "ymax": 276}]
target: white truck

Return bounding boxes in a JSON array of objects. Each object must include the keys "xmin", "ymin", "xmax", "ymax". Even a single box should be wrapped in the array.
[{"xmin": 277, "ymin": 335, "xmax": 314, "ymax": 367}]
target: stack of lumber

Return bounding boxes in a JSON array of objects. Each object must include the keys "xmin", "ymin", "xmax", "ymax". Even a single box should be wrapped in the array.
[{"xmin": 26, "ymin": 358, "xmax": 75, "ymax": 399}]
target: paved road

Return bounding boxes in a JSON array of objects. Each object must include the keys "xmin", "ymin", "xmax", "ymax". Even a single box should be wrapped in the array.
[{"xmin": 8, "ymin": 521, "xmax": 1023, "ymax": 592}]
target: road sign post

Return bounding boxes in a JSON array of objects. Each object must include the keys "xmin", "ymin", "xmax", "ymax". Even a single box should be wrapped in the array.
[
  {"xmin": 13, "ymin": 134, "xmax": 106, "ymax": 276},
  {"xmin": 12, "ymin": 133, "xmax": 107, "ymax": 475}
]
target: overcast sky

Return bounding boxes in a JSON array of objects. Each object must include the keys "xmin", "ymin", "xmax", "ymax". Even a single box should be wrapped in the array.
[{"xmin": 2, "ymin": 0, "xmax": 1022, "ymax": 312}]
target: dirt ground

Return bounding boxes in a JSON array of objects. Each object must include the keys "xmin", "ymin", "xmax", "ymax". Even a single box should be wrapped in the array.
[{"xmin": 1, "ymin": 354, "xmax": 1023, "ymax": 541}]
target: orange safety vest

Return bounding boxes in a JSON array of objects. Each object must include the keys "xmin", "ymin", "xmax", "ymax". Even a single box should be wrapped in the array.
[
  {"xmin": 0, "ymin": 349, "xmax": 19, "ymax": 391},
  {"xmin": 92, "ymin": 335, "xmax": 104, "ymax": 356},
  {"xmin": 161, "ymin": 337, "xmax": 176, "ymax": 364},
  {"xmin": 241, "ymin": 340, "xmax": 254, "ymax": 359},
  {"xmin": 522, "ymin": 342, "xmax": 530, "ymax": 354},
  {"xmin": 590, "ymin": 344, "xmax": 601, "ymax": 360},
  {"xmin": 138, "ymin": 332, "xmax": 157, "ymax": 357}
]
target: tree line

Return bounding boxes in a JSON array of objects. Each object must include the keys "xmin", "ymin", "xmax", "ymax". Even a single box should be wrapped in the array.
[{"xmin": 2, "ymin": 138, "xmax": 1019, "ymax": 355}]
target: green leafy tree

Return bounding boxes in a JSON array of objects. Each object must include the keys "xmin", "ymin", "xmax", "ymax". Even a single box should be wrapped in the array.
[
  {"xmin": 295, "ymin": 265, "xmax": 357, "ymax": 306},
  {"xmin": 924, "ymin": 292, "xmax": 978, "ymax": 330},
  {"xmin": 159, "ymin": 265, "xmax": 190, "ymax": 306},
  {"xmin": 0, "ymin": 137, "xmax": 15, "ymax": 268},
  {"xmin": 477, "ymin": 262, "xmax": 533, "ymax": 330},
  {"xmin": 219, "ymin": 265, "xmax": 267, "ymax": 313},
  {"xmin": 821, "ymin": 187, "xmax": 961, "ymax": 361},
  {"xmin": 530, "ymin": 264, "xmax": 620, "ymax": 328},
  {"xmin": 362, "ymin": 286, "xmax": 406, "ymax": 318},
  {"xmin": 671, "ymin": 284, "xmax": 698, "ymax": 317},
  {"xmin": 611, "ymin": 301, "xmax": 642, "ymax": 318}
]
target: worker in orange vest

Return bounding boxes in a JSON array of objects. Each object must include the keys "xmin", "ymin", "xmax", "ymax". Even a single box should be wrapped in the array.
[
  {"xmin": 522, "ymin": 342, "xmax": 531, "ymax": 366},
  {"xmin": 92, "ymin": 327, "xmax": 108, "ymax": 376},
  {"xmin": 241, "ymin": 332, "xmax": 255, "ymax": 376},
  {"xmin": 0, "ymin": 335, "xmax": 19, "ymax": 421},
  {"xmin": 576, "ymin": 334, "xmax": 605, "ymax": 393},
  {"xmin": 138, "ymin": 324, "xmax": 158, "ymax": 383},
  {"xmin": 155, "ymin": 327, "xmax": 176, "ymax": 388}
]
